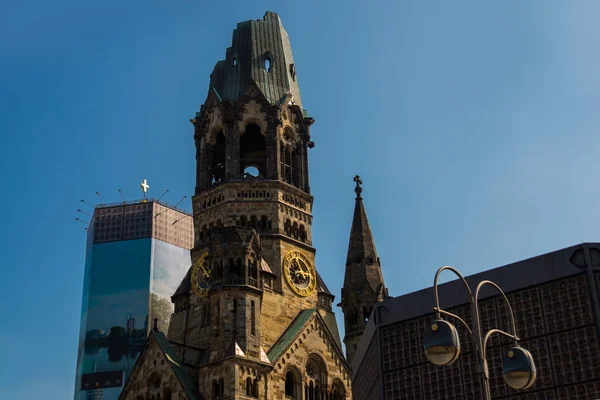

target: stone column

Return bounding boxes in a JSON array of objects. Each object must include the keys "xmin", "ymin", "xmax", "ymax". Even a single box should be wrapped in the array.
[
  {"xmin": 266, "ymin": 108, "xmax": 282, "ymax": 180},
  {"xmin": 224, "ymin": 103, "xmax": 241, "ymax": 180}
]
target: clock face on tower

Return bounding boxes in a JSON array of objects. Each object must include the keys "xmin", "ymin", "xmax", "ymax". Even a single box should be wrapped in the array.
[
  {"xmin": 191, "ymin": 252, "xmax": 211, "ymax": 297},
  {"xmin": 283, "ymin": 250, "xmax": 316, "ymax": 297}
]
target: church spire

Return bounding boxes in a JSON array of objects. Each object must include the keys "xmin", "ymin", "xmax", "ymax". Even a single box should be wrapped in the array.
[
  {"xmin": 346, "ymin": 175, "xmax": 380, "ymax": 275},
  {"xmin": 340, "ymin": 176, "xmax": 388, "ymax": 365}
]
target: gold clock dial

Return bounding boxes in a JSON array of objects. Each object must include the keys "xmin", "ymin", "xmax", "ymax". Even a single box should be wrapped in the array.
[
  {"xmin": 283, "ymin": 250, "xmax": 316, "ymax": 297},
  {"xmin": 191, "ymin": 252, "xmax": 211, "ymax": 297}
]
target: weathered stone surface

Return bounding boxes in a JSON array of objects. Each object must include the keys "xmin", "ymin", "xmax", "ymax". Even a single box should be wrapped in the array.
[{"xmin": 120, "ymin": 11, "xmax": 351, "ymax": 400}]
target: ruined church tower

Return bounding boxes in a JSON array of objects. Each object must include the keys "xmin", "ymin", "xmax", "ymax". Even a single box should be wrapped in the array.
[
  {"xmin": 340, "ymin": 177, "xmax": 389, "ymax": 365},
  {"xmin": 119, "ymin": 11, "xmax": 352, "ymax": 400}
]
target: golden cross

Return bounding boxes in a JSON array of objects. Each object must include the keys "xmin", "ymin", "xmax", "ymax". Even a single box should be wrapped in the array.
[{"xmin": 353, "ymin": 175, "xmax": 362, "ymax": 186}]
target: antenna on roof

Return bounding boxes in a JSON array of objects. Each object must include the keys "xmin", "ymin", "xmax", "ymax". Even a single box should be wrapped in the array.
[
  {"xmin": 96, "ymin": 192, "xmax": 104, "ymax": 205},
  {"xmin": 157, "ymin": 189, "xmax": 170, "ymax": 202},
  {"xmin": 75, "ymin": 217, "xmax": 89, "ymax": 228},
  {"xmin": 118, "ymin": 189, "xmax": 126, "ymax": 204},
  {"xmin": 80, "ymin": 199, "xmax": 95, "ymax": 208},
  {"xmin": 174, "ymin": 195, "xmax": 187, "ymax": 208},
  {"xmin": 77, "ymin": 209, "xmax": 91, "ymax": 218}
]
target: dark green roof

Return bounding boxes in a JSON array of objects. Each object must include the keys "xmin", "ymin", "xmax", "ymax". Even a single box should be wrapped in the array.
[
  {"xmin": 268, "ymin": 309, "xmax": 316, "ymax": 361},
  {"xmin": 208, "ymin": 12, "xmax": 303, "ymax": 109},
  {"xmin": 154, "ymin": 332, "xmax": 202, "ymax": 400}
]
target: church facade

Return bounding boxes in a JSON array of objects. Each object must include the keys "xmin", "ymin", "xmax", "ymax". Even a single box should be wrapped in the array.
[{"xmin": 119, "ymin": 12, "xmax": 352, "ymax": 400}]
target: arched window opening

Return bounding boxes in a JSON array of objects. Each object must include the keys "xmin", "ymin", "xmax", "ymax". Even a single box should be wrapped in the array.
[
  {"xmin": 229, "ymin": 258, "xmax": 242, "ymax": 276},
  {"xmin": 250, "ymin": 215, "xmax": 258, "ymax": 229},
  {"xmin": 285, "ymin": 371, "xmax": 296, "ymax": 397},
  {"xmin": 240, "ymin": 216, "xmax": 248, "ymax": 227},
  {"xmin": 232, "ymin": 299, "xmax": 237, "ymax": 332},
  {"xmin": 244, "ymin": 165, "xmax": 260, "ymax": 177},
  {"xmin": 246, "ymin": 377, "xmax": 253, "ymax": 396},
  {"xmin": 289, "ymin": 63, "xmax": 296, "ymax": 80},
  {"xmin": 363, "ymin": 306, "xmax": 371, "ymax": 322},
  {"xmin": 249, "ymin": 259, "xmax": 258, "ymax": 280},
  {"xmin": 232, "ymin": 56, "xmax": 238, "ymax": 67},
  {"xmin": 212, "ymin": 380, "xmax": 218, "ymax": 399},
  {"xmin": 307, "ymin": 381, "xmax": 315, "ymax": 400},
  {"xmin": 251, "ymin": 300, "xmax": 256, "ymax": 335},
  {"xmin": 218, "ymin": 378, "xmax": 224, "ymax": 397},
  {"xmin": 280, "ymin": 130, "xmax": 301, "ymax": 187},
  {"xmin": 331, "ymin": 379, "xmax": 346, "ymax": 400},
  {"xmin": 215, "ymin": 300, "xmax": 220, "ymax": 337},
  {"xmin": 299, "ymin": 225, "xmax": 306, "ymax": 242},
  {"xmin": 292, "ymin": 222, "xmax": 299, "ymax": 240},
  {"xmin": 261, "ymin": 215, "xmax": 268, "ymax": 230},
  {"xmin": 240, "ymin": 124, "xmax": 266, "ymax": 177},
  {"xmin": 252, "ymin": 379, "xmax": 259, "ymax": 398},
  {"xmin": 210, "ymin": 131, "xmax": 226, "ymax": 185},
  {"xmin": 292, "ymin": 148, "xmax": 301, "ymax": 188},
  {"xmin": 285, "ymin": 219, "xmax": 292, "ymax": 236},
  {"xmin": 346, "ymin": 309, "xmax": 358, "ymax": 329},
  {"xmin": 305, "ymin": 354, "xmax": 327, "ymax": 400},
  {"xmin": 147, "ymin": 373, "xmax": 161, "ymax": 400},
  {"xmin": 265, "ymin": 53, "xmax": 273, "ymax": 72}
]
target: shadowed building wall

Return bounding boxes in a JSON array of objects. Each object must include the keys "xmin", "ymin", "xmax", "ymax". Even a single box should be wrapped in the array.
[{"xmin": 351, "ymin": 244, "xmax": 600, "ymax": 400}]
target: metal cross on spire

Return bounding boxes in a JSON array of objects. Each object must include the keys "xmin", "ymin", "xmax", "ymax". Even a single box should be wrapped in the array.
[
  {"xmin": 354, "ymin": 175, "xmax": 363, "ymax": 199},
  {"xmin": 140, "ymin": 179, "xmax": 150, "ymax": 200}
]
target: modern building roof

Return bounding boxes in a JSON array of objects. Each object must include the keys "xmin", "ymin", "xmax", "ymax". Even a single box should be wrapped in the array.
[{"xmin": 351, "ymin": 242, "xmax": 600, "ymax": 374}]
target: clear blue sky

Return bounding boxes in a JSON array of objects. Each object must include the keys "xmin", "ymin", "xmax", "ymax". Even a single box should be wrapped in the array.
[{"xmin": 2, "ymin": 1, "xmax": 600, "ymax": 398}]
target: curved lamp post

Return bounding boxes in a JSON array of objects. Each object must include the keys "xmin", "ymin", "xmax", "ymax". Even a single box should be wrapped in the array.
[{"xmin": 423, "ymin": 266, "xmax": 537, "ymax": 399}]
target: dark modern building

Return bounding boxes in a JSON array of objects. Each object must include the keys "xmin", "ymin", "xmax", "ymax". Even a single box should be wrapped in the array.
[
  {"xmin": 74, "ymin": 199, "xmax": 194, "ymax": 400},
  {"xmin": 351, "ymin": 243, "xmax": 600, "ymax": 400}
]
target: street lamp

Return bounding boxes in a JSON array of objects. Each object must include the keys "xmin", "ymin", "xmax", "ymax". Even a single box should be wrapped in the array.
[{"xmin": 423, "ymin": 266, "xmax": 537, "ymax": 399}]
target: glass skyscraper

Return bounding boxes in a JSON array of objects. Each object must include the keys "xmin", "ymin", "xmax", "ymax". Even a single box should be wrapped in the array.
[{"xmin": 74, "ymin": 199, "xmax": 194, "ymax": 400}]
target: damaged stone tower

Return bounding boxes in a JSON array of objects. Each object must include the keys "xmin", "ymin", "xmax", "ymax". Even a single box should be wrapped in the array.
[{"xmin": 119, "ymin": 11, "xmax": 351, "ymax": 400}]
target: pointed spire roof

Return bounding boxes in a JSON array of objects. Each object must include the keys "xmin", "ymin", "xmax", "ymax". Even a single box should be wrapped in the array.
[
  {"xmin": 344, "ymin": 176, "xmax": 388, "ymax": 296},
  {"xmin": 346, "ymin": 175, "xmax": 379, "ymax": 266}
]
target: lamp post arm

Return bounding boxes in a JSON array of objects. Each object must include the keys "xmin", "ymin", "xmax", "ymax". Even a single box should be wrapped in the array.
[
  {"xmin": 482, "ymin": 329, "xmax": 519, "ymax": 359},
  {"xmin": 474, "ymin": 280, "xmax": 519, "ymax": 348},
  {"xmin": 433, "ymin": 307, "xmax": 473, "ymax": 337},
  {"xmin": 433, "ymin": 266, "xmax": 475, "ymax": 319}
]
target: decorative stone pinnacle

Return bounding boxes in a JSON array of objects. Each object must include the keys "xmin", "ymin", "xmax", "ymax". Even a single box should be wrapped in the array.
[{"xmin": 354, "ymin": 175, "xmax": 363, "ymax": 199}]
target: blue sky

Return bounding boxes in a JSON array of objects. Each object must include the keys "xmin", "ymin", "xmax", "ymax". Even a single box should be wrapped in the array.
[{"xmin": 2, "ymin": 1, "xmax": 600, "ymax": 398}]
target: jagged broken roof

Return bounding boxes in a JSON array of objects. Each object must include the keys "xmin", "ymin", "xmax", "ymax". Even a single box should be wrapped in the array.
[{"xmin": 208, "ymin": 11, "xmax": 303, "ymax": 109}]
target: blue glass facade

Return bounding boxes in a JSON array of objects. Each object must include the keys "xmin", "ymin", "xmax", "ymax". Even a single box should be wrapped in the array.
[{"xmin": 74, "ymin": 236, "xmax": 191, "ymax": 400}]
